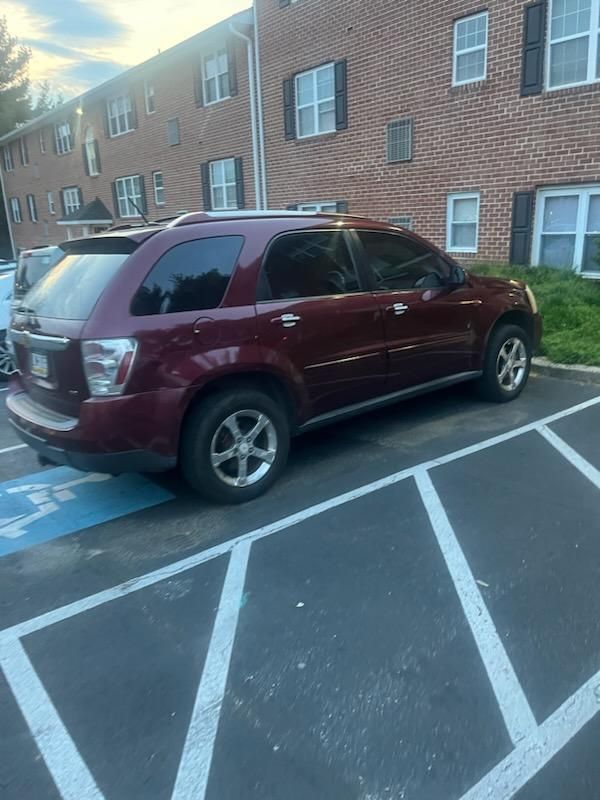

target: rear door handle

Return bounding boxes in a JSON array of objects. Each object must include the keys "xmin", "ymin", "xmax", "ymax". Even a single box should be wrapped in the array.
[
  {"xmin": 388, "ymin": 303, "xmax": 409, "ymax": 316},
  {"xmin": 271, "ymin": 313, "xmax": 301, "ymax": 328}
]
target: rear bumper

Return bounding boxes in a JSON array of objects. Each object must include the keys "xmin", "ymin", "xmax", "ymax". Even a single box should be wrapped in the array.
[{"xmin": 6, "ymin": 382, "xmax": 183, "ymax": 474}]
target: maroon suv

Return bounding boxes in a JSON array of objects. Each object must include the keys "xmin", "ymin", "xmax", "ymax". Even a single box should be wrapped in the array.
[{"xmin": 7, "ymin": 211, "xmax": 541, "ymax": 502}]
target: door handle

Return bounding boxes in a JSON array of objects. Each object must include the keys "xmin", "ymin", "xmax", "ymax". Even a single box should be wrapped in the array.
[
  {"xmin": 271, "ymin": 313, "xmax": 301, "ymax": 328},
  {"xmin": 388, "ymin": 303, "xmax": 409, "ymax": 316}
]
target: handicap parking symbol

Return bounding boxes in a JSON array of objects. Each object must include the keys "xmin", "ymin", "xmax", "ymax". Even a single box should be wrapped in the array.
[{"xmin": 0, "ymin": 466, "xmax": 174, "ymax": 557}]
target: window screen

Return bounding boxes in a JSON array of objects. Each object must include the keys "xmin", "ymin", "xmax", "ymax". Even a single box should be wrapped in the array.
[
  {"xmin": 259, "ymin": 231, "xmax": 360, "ymax": 300},
  {"xmin": 131, "ymin": 236, "xmax": 243, "ymax": 315},
  {"xmin": 357, "ymin": 231, "xmax": 450, "ymax": 290}
]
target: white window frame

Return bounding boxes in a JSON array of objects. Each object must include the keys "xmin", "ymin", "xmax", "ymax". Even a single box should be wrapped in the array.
[
  {"xmin": 39, "ymin": 129, "xmax": 46, "ymax": 154},
  {"xmin": 297, "ymin": 202, "xmax": 338, "ymax": 212},
  {"xmin": 446, "ymin": 192, "xmax": 480, "ymax": 253},
  {"xmin": 202, "ymin": 49, "xmax": 230, "ymax": 105},
  {"xmin": 19, "ymin": 137, "xmax": 29, "ymax": 166},
  {"xmin": 452, "ymin": 11, "xmax": 489, "ymax": 86},
  {"xmin": 55, "ymin": 121, "xmax": 72, "ymax": 154},
  {"xmin": 47, "ymin": 191, "xmax": 55, "ymax": 215},
  {"xmin": 153, "ymin": 171, "xmax": 165, "ymax": 206},
  {"xmin": 2, "ymin": 145, "xmax": 13, "ymax": 172},
  {"xmin": 10, "ymin": 198, "xmax": 21, "ymax": 224},
  {"xmin": 115, "ymin": 175, "xmax": 142, "ymax": 218},
  {"xmin": 547, "ymin": 0, "xmax": 600, "ymax": 90},
  {"xmin": 27, "ymin": 194, "xmax": 37, "ymax": 223},
  {"xmin": 144, "ymin": 79, "xmax": 155, "ymax": 114},
  {"xmin": 532, "ymin": 184, "xmax": 600, "ymax": 276},
  {"xmin": 84, "ymin": 127, "xmax": 99, "ymax": 177},
  {"xmin": 209, "ymin": 158, "xmax": 237, "ymax": 211},
  {"xmin": 62, "ymin": 187, "xmax": 81, "ymax": 216},
  {"xmin": 107, "ymin": 94, "xmax": 134, "ymax": 137},
  {"xmin": 295, "ymin": 63, "xmax": 336, "ymax": 139}
]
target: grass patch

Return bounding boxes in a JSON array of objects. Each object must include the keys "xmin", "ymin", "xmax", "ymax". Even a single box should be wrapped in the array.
[{"xmin": 472, "ymin": 264, "xmax": 600, "ymax": 366}]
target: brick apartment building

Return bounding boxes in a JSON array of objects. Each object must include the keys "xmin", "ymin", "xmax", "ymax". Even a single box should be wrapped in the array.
[{"xmin": 2, "ymin": 0, "xmax": 600, "ymax": 277}]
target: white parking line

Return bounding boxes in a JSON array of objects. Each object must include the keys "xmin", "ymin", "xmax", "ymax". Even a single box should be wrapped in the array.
[
  {"xmin": 415, "ymin": 469, "xmax": 538, "ymax": 746},
  {"xmin": 0, "ymin": 443, "xmax": 27, "ymax": 454},
  {"xmin": 171, "ymin": 541, "xmax": 251, "ymax": 800},
  {"xmin": 0, "ymin": 638, "xmax": 104, "ymax": 800},
  {"xmin": 538, "ymin": 425, "xmax": 600, "ymax": 491}
]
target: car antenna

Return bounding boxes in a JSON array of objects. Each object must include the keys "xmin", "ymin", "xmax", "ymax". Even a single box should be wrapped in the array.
[{"xmin": 127, "ymin": 196, "xmax": 149, "ymax": 225}]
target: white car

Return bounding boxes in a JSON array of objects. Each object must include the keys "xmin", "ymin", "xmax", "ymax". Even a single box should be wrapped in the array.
[{"xmin": 0, "ymin": 271, "xmax": 16, "ymax": 378}]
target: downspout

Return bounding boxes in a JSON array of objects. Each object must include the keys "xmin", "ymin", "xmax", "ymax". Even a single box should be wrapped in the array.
[
  {"xmin": 0, "ymin": 158, "xmax": 16, "ymax": 260},
  {"xmin": 229, "ymin": 22, "xmax": 262, "ymax": 209},
  {"xmin": 252, "ymin": 1, "xmax": 268, "ymax": 208}
]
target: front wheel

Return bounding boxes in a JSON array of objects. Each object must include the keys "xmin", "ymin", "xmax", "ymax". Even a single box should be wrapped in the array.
[
  {"xmin": 477, "ymin": 324, "xmax": 531, "ymax": 403},
  {"xmin": 181, "ymin": 389, "xmax": 290, "ymax": 504},
  {"xmin": 0, "ymin": 331, "xmax": 17, "ymax": 380}
]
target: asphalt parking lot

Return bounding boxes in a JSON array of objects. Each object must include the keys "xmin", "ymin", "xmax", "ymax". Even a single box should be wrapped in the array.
[{"xmin": 1, "ymin": 374, "xmax": 600, "ymax": 800}]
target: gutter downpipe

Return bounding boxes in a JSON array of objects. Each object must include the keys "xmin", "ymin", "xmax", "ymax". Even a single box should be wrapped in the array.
[
  {"xmin": 252, "ymin": 1, "xmax": 268, "ymax": 209},
  {"xmin": 0, "ymin": 163, "xmax": 16, "ymax": 260},
  {"xmin": 229, "ymin": 22, "xmax": 262, "ymax": 209}
]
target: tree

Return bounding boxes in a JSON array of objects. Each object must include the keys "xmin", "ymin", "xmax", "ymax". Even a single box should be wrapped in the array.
[
  {"xmin": 32, "ymin": 79, "xmax": 63, "ymax": 117},
  {"xmin": 0, "ymin": 16, "xmax": 32, "ymax": 136}
]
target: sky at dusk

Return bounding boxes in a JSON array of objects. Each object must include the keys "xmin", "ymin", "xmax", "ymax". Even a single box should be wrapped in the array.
[{"xmin": 5, "ymin": 0, "xmax": 249, "ymax": 101}]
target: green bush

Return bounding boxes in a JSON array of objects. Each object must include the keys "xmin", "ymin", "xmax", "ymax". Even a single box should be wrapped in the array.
[{"xmin": 471, "ymin": 264, "xmax": 600, "ymax": 366}]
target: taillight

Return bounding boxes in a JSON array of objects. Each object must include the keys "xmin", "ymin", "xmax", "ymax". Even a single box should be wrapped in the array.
[{"xmin": 81, "ymin": 338, "xmax": 138, "ymax": 397}]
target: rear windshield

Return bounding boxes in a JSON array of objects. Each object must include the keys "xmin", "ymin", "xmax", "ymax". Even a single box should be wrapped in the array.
[
  {"xmin": 15, "ymin": 253, "xmax": 61, "ymax": 295},
  {"xmin": 19, "ymin": 252, "xmax": 129, "ymax": 320}
]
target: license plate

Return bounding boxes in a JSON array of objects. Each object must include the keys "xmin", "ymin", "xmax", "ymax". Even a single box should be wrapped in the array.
[{"xmin": 30, "ymin": 352, "xmax": 49, "ymax": 378}]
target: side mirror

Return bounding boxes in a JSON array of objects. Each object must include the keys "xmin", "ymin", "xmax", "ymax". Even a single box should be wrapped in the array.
[{"xmin": 447, "ymin": 265, "xmax": 466, "ymax": 286}]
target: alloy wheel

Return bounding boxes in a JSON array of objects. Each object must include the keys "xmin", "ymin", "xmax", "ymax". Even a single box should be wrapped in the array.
[
  {"xmin": 496, "ymin": 337, "xmax": 527, "ymax": 392},
  {"xmin": 210, "ymin": 409, "xmax": 278, "ymax": 488}
]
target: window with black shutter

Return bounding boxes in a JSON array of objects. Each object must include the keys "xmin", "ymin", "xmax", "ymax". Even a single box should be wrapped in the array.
[{"xmin": 288, "ymin": 60, "xmax": 347, "ymax": 140}]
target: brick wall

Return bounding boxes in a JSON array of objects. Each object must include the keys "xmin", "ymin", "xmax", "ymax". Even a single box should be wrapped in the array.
[
  {"xmin": 256, "ymin": 0, "xmax": 600, "ymax": 263},
  {"xmin": 1, "ymin": 32, "xmax": 255, "ymax": 251}
]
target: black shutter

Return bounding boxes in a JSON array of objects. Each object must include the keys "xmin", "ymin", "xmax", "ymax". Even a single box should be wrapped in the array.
[
  {"xmin": 77, "ymin": 188, "xmax": 84, "ymax": 209},
  {"xmin": 334, "ymin": 59, "xmax": 348, "ymax": 130},
  {"xmin": 16, "ymin": 198, "xmax": 22, "ymax": 222},
  {"xmin": 509, "ymin": 192, "xmax": 534, "ymax": 265},
  {"xmin": 82, "ymin": 143, "xmax": 90, "ymax": 176},
  {"xmin": 59, "ymin": 189, "xmax": 66, "ymax": 217},
  {"xmin": 521, "ymin": 1, "xmax": 546, "ymax": 96},
  {"xmin": 286, "ymin": 204, "xmax": 298, "ymax": 210},
  {"xmin": 283, "ymin": 77, "xmax": 295, "ymax": 140},
  {"xmin": 94, "ymin": 140, "xmax": 102, "ymax": 173},
  {"xmin": 234, "ymin": 157, "xmax": 245, "ymax": 209},
  {"xmin": 279, "ymin": 0, "xmax": 290, "ymax": 6},
  {"xmin": 336, "ymin": 201, "xmax": 349, "ymax": 213},
  {"xmin": 201, "ymin": 162, "xmax": 212, "ymax": 210},
  {"xmin": 31, "ymin": 195, "xmax": 37, "ymax": 221},
  {"xmin": 227, "ymin": 40, "xmax": 238, "ymax": 97},
  {"xmin": 103, "ymin": 103, "xmax": 111, "ymax": 137},
  {"xmin": 52, "ymin": 128, "xmax": 57, "ymax": 154},
  {"xmin": 68, "ymin": 114, "xmax": 76, "ymax": 150},
  {"xmin": 194, "ymin": 65, "xmax": 204, "ymax": 107},
  {"xmin": 111, "ymin": 182, "xmax": 120, "ymax": 218},
  {"xmin": 138, "ymin": 175, "xmax": 147, "ymax": 214},
  {"xmin": 129, "ymin": 92, "xmax": 138, "ymax": 129},
  {"xmin": 23, "ymin": 136, "xmax": 29, "ymax": 164}
]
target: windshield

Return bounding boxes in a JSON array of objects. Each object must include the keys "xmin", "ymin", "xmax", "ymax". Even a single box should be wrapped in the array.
[
  {"xmin": 20, "ymin": 252, "xmax": 130, "ymax": 320},
  {"xmin": 15, "ymin": 252, "xmax": 61, "ymax": 294}
]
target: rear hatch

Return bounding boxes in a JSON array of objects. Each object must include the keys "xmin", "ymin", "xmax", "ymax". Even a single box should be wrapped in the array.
[{"xmin": 11, "ymin": 240, "xmax": 135, "ymax": 416}]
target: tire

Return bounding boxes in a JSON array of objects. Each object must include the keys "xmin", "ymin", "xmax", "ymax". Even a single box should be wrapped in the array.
[
  {"xmin": 0, "ymin": 331, "xmax": 16, "ymax": 381},
  {"xmin": 180, "ymin": 388, "xmax": 290, "ymax": 504},
  {"xmin": 477, "ymin": 323, "xmax": 532, "ymax": 403}
]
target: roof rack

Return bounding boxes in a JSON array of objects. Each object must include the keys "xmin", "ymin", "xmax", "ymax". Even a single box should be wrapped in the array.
[
  {"xmin": 107, "ymin": 221, "xmax": 161, "ymax": 231},
  {"xmin": 167, "ymin": 209, "xmax": 327, "ymax": 228}
]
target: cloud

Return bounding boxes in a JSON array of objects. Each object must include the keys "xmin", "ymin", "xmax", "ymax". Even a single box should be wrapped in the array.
[
  {"xmin": 19, "ymin": 0, "xmax": 128, "ymax": 40},
  {"xmin": 62, "ymin": 58, "xmax": 124, "ymax": 87}
]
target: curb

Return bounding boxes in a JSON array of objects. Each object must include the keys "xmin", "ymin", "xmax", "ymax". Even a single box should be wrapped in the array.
[{"xmin": 532, "ymin": 357, "xmax": 600, "ymax": 386}]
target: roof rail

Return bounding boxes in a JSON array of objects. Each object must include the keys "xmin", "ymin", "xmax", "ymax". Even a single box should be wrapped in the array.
[{"xmin": 167, "ymin": 209, "xmax": 324, "ymax": 228}]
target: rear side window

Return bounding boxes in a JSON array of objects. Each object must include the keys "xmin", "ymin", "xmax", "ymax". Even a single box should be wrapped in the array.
[
  {"xmin": 19, "ymin": 252, "xmax": 129, "ymax": 320},
  {"xmin": 258, "ymin": 230, "xmax": 360, "ymax": 301},
  {"xmin": 131, "ymin": 236, "xmax": 243, "ymax": 316}
]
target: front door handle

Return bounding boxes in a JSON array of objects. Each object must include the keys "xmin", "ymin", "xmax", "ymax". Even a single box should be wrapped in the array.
[
  {"xmin": 388, "ymin": 303, "xmax": 409, "ymax": 316},
  {"xmin": 271, "ymin": 313, "xmax": 301, "ymax": 328}
]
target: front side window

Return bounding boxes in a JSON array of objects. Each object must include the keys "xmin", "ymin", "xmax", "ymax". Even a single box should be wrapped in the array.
[
  {"xmin": 153, "ymin": 171, "xmax": 165, "ymax": 206},
  {"xmin": 10, "ymin": 198, "xmax": 21, "ymax": 224},
  {"xmin": 115, "ymin": 175, "xmax": 143, "ymax": 217},
  {"xmin": 47, "ymin": 191, "xmax": 55, "ymax": 215},
  {"xmin": 131, "ymin": 236, "xmax": 244, "ymax": 315},
  {"xmin": 357, "ymin": 231, "xmax": 450, "ymax": 291},
  {"xmin": 203, "ymin": 50, "xmax": 230, "ymax": 104},
  {"xmin": 446, "ymin": 192, "xmax": 480, "ymax": 253},
  {"xmin": 297, "ymin": 202, "xmax": 338, "ymax": 212},
  {"xmin": 27, "ymin": 194, "xmax": 37, "ymax": 222},
  {"xmin": 295, "ymin": 63, "xmax": 335, "ymax": 138},
  {"xmin": 548, "ymin": 0, "xmax": 600, "ymax": 88},
  {"xmin": 107, "ymin": 94, "xmax": 134, "ymax": 136},
  {"xmin": 144, "ymin": 80, "xmax": 155, "ymax": 114},
  {"xmin": 210, "ymin": 158, "xmax": 237, "ymax": 210},
  {"xmin": 453, "ymin": 11, "xmax": 488, "ymax": 85},
  {"xmin": 2, "ymin": 145, "xmax": 13, "ymax": 172},
  {"xmin": 259, "ymin": 230, "xmax": 361, "ymax": 300},
  {"xmin": 63, "ymin": 187, "xmax": 81, "ymax": 215},
  {"xmin": 535, "ymin": 186, "xmax": 600, "ymax": 273},
  {"xmin": 85, "ymin": 127, "xmax": 99, "ymax": 176},
  {"xmin": 55, "ymin": 121, "xmax": 73, "ymax": 154}
]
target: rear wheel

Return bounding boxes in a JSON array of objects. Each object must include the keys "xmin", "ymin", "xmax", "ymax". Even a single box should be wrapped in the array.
[
  {"xmin": 0, "ymin": 331, "xmax": 16, "ymax": 380},
  {"xmin": 477, "ymin": 324, "xmax": 531, "ymax": 402},
  {"xmin": 181, "ymin": 389, "xmax": 290, "ymax": 503}
]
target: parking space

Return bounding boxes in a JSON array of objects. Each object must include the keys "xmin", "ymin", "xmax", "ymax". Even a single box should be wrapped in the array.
[{"xmin": 1, "ymin": 375, "xmax": 600, "ymax": 799}]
